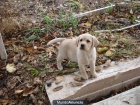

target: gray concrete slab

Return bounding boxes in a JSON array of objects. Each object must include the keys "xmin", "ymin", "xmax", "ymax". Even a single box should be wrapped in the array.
[
  {"xmin": 45, "ymin": 57, "xmax": 140, "ymax": 104},
  {"xmin": 93, "ymin": 86, "xmax": 140, "ymax": 105}
]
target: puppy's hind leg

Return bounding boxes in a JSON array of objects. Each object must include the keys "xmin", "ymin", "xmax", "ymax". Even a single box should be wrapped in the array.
[{"xmin": 57, "ymin": 52, "xmax": 65, "ymax": 70}]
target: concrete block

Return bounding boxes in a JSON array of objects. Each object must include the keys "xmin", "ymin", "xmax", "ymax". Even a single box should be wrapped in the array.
[
  {"xmin": 45, "ymin": 57, "xmax": 140, "ymax": 104},
  {"xmin": 93, "ymin": 86, "xmax": 140, "ymax": 105}
]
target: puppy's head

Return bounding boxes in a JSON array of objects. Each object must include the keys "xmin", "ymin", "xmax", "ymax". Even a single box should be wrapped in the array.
[{"xmin": 77, "ymin": 33, "xmax": 99, "ymax": 51}]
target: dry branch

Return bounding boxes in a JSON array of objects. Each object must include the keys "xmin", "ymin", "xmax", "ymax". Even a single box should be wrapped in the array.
[{"xmin": 94, "ymin": 22, "xmax": 140, "ymax": 33}]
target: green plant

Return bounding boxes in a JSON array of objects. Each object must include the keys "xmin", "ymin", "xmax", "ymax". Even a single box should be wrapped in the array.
[
  {"xmin": 28, "ymin": 68, "xmax": 42, "ymax": 76},
  {"xmin": 107, "ymin": 3, "xmax": 114, "ymax": 14},
  {"xmin": 43, "ymin": 16, "xmax": 52, "ymax": 31},
  {"xmin": 69, "ymin": 12, "xmax": 79, "ymax": 28},
  {"xmin": 66, "ymin": 0, "xmax": 84, "ymax": 11},
  {"xmin": 25, "ymin": 27, "xmax": 41, "ymax": 42},
  {"xmin": 56, "ymin": 70, "xmax": 63, "ymax": 75},
  {"xmin": 69, "ymin": 62, "xmax": 77, "ymax": 68},
  {"xmin": 59, "ymin": 11, "xmax": 69, "ymax": 30}
]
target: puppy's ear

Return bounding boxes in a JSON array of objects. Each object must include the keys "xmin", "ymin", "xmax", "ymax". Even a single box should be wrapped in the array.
[
  {"xmin": 76, "ymin": 36, "xmax": 80, "ymax": 47},
  {"xmin": 92, "ymin": 36, "xmax": 99, "ymax": 47}
]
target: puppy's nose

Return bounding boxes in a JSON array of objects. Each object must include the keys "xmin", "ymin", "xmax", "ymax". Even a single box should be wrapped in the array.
[{"xmin": 80, "ymin": 44, "xmax": 85, "ymax": 49}]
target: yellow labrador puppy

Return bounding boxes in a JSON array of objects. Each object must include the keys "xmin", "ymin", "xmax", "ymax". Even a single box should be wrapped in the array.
[{"xmin": 47, "ymin": 33, "xmax": 99, "ymax": 79}]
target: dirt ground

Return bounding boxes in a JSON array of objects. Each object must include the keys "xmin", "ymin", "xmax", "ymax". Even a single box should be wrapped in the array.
[{"xmin": 0, "ymin": 0, "xmax": 140, "ymax": 105}]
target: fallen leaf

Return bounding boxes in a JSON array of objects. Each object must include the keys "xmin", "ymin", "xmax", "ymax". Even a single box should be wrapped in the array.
[
  {"xmin": 27, "ymin": 55, "xmax": 35, "ymax": 62},
  {"xmin": 0, "ymin": 60, "xmax": 6, "ymax": 68},
  {"xmin": 1, "ymin": 100, "xmax": 9, "ymax": 105},
  {"xmin": 13, "ymin": 54, "xmax": 20, "ymax": 64},
  {"xmin": 105, "ymin": 49, "xmax": 115, "ymax": 57},
  {"xmin": 55, "ymin": 76, "xmax": 64, "ymax": 84},
  {"xmin": 74, "ymin": 77, "xmax": 85, "ymax": 82},
  {"xmin": 13, "ymin": 44, "xmax": 20, "ymax": 53},
  {"xmin": 15, "ymin": 89, "xmax": 23, "ymax": 94},
  {"xmin": 7, "ymin": 76, "xmax": 20, "ymax": 89},
  {"xmin": 53, "ymin": 86, "xmax": 63, "ymax": 92},
  {"xmin": 85, "ymin": 21, "xmax": 92, "ymax": 27},
  {"xmin": 70, "ymin": 82, "xmax": 83, "ymax": 87},
  {"xmin": 24, "ymin": 46, "xmax": 34, "ymax": 53},
  {"xmin": 6, "ymin": 63, "xmax": 16, "ymax": 73},
  {"xmin": 38, "ymin": 100, "xmax": 43, "ymax": 105},
  {"xmin": 34, "ymin": 77, "xmax": 42, "ymax": 85},
  {"xmin": 130, "ymin": 9, "xmax": 133, "ymax": 14},
  {"xmin": 86, "ymin": 71, "xmax": 92, "ymax": 79},
  {"xmin": 97, "ymin": 47, "xmax": 109, "ymax": 54},
  {"xmin": 30, "ymin": 94, "xmax": 38, "ymax": 105},
  {"xmin": 104, "ymin": 59, "xmax": 111, "ymax": 67},
  {"xmin": 96, "ymin": 65, "xmax": 102, "ymax": 72},
  {"xmin": 23, "ymin": 85, "xmax": 34, "ymax": 96}
]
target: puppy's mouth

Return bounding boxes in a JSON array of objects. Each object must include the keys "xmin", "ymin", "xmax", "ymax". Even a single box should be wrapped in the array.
[{"xmin": 80, "ymin": 44, "xmax": 85, "ymax": 50}]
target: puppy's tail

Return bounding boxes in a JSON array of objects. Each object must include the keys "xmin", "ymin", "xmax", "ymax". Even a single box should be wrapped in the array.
[{"xmin": 47, "ymin": 38, "xmax": 66, "ymax": 46}]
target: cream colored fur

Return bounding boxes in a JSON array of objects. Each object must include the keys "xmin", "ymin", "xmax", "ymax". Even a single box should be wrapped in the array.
[{"xmin": 47, "ymin": 33, "xmax": 99, "ymax": 79}]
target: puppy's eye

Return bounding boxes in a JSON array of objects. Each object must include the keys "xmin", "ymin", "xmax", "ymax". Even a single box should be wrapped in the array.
[
  {"xmin": 87, "ymin": 40, "xmax": 90, "ymax": 43},
  {"xmin": 80, "ymin": 39, "xmax": 82, "ymax": 42}
]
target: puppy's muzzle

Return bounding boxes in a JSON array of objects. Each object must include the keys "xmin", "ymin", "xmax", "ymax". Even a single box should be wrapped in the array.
[{"xmin": 80, "ymin": 44, "xmax": 85, "ymax": 50}]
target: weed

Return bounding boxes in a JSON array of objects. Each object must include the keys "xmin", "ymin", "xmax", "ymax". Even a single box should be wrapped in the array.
[
  {"xmin": 43, "ymin": 16, "xmax": 52, "ymax": 31},
  {"xmin": 40, "ymin": 84, "xmax": 45, "ymax": 93},
  {"xmin": 107, "ymin": 3, "xmax": 114, "ymax": 14},
  {"xmin": 28, "ymin": 67, "xmax": 42, "ymax": 76},
  {"xmin": 25, "ymin": 27, "xmax": 41, "ymax": 42},
  {"xmin": 59, "ymin": 11, "xmax": 69, "ymax": 30},
  {"xmin": 66, "ymin": 0, "xmax": 84, "ymax": 11},
  {"xmin": 69, "ymin": 62, "xmax": 77, "ymax": 68},
  {"xmin": 69, "ymin": 12, "xmax": 79, "ymax": 28},
  {"xmin": 56, "ymin": 70, "xmax": 63, "ymax": 75}
]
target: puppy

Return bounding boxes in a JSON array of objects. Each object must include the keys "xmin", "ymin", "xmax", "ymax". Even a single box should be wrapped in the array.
[{"xmin": 47, "ymin": 33, "xmax": 99, "ymax": 79}]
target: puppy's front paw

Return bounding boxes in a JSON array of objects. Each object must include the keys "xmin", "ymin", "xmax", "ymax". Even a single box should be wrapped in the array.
[
  {"xmin": 58, "ymin": 66, "xmax": 63, "ymax": 70},
  {"xmin": 92, "ymin": 72, "xmax": 98, "ymax": 78},
  {"xmin": 81, "ymin": 75, "xmax": 88, "ymax": 80}
]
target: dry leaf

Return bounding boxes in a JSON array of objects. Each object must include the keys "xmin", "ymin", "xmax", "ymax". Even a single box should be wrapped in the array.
[
  {"xmin": 130, "ymin": 9, "xmax": 133, "ymax": 14},
  {"xmin": 15, "ymin": 89, "xmax": 23, "ymax": 94},
  {"xmin": 24, "ymin": 46, "xmax": 33, "ymax": 53},
  {"xmin": 1, "ymin": 100, "xmax": 9, "ymax": 105},
  {"xmin": 23, "ymin": 85, "xmax": 34, "ymax": 96},
  {"xmin": 6, "ymin": 63, "xmax": 16, "ymax": 73},
  {"xmin": 74, "ymin": 77, "xmax": 85, "ymax": 82},
  {"xmin": 85, "ymin": 21, "xmax": 92, "ymax": 27},
  {"xmin": 30, "ymin": 94, "xmax": 38, "ymax": 105},
  {"xmin": 0, "ymin": 60, "xmax": 6, "ymax": 68},
  {"xmin": 70, "ymin": 82, "xmax": 83, "ymax": 87},
  {"xmin": 34, "ymin": 77, "xmax": 42, "ymax": 85},
  {"xmin": 27, "ymin": 55, "xmax": 35, "ymax": 62},
  {"xmin": 55, "ymin": 76, "xmax": 64, "ymax": 84},
  {"xmin": 86, "ymin": 71, "xmax": 92, "ymax": 79},
  {"xmin": 14, "ymin": 54, "xmax": 20, "ymax": 64},
  {"xmin": 104, "ymin": 59, "xmax": 111, "ymax": 67},
  {"xmin": 105, "ymin": 49, "xmax": 115, "ymax": 57},
  {"xmin": 53, "ymin": 86, "xmax": 63, "ymax": 92},
  {"xmin": 97, "ymin": 47, "xmax": 109, "ymax": 54},
  {"xmin": 96, "ymin": 66, "xmax": 102, "ymax": 72}
]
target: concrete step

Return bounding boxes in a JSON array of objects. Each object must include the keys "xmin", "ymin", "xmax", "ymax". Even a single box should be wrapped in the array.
[
  {"xmin": 45, "ymin": 57, "xmax": 140, "ymax": 104},
  {"xmin": 93, "ymin": 86, "xmax": 140, "ymax": 105}
]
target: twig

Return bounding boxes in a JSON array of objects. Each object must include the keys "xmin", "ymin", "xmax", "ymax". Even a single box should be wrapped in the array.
[
  {"xmin": 73, "ymin": 4, "xmax": 115, "ymax": 18},
  {"xmin": 94, "ymin": 22, "xmax": 140, "ymax": 33}
]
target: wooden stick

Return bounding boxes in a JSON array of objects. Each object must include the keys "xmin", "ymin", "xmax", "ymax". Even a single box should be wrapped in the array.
[
  {"xmin": 0, "ymin": 32, "xmax": 7, "ymax": 59},
  {"xmin": 94, "ymin": 22, "xmax": 140, "ymax": 33}
]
